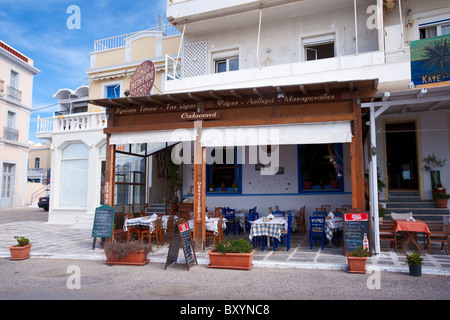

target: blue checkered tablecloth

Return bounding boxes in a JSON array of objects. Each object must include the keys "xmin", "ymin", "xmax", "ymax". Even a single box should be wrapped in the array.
[
  {"xmin": 325, "ymin": 217, "xmax": 343, "ymax": 240},
  {"xmin": 249, "ymin": 217, "xmax": 287, "ymax": 241}
]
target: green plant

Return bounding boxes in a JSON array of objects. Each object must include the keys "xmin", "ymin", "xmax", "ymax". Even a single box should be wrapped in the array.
[
  {"xmin": 232, "ymin": 182, "xmax": 239, "ymax": 190},
  {"xmin": 405, "ymin": 251, "xmax": 423, "ymax": 266},
  {"xmin": 378, "ymin": 207, "xmax": 387, "ymax": 218},
  {"xmin": 13, "ymin": 236, "xmax": 30, "ymax": 247},
  {"xmin": 434, "ymin": 193, "xmax": 450, "ymax": 199},
  {"xmin": 424, "ymin": 154, "xmax": 446, "ymax": 187},
  {"xmin": 365, "ymin": 168, "xmax": 386, "ymax": 192},
  {"xmin": 215, "ymin": 239, "xmax": 253, "ymax": 255},
  {"xmin": 350, "ymin": 246, "xmax": 369, "ymax": 257},
  {"xmin": 104, "ymin": 240, "xmax": 151, "ymax": 259}
]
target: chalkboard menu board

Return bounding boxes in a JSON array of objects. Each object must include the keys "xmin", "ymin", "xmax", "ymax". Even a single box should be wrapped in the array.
[
  {"xmin": 165, "ymin": 219, "xmax": 197, "ymax": 270},
  {"xmin": 343, "ymin": 211, "xmax": 371, "ymax": 256},
  {"xmin": 91, "ymin": 205, "xmax": 115, "ymax": 249}
]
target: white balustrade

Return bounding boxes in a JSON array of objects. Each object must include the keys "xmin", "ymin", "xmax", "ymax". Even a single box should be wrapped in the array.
[{"xmin": 36, "ymin": 112, "xmax": 107, "ymax": 135}]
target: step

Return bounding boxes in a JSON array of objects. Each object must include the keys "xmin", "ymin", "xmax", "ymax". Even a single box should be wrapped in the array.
[
  {"xmin": 388, "ymin": 190, "xmax": 419, "ymax": 197},
  {"xmin": 146, "ymin": 203, "xmax": 166, "ymax": 214},
  {"xmin": 386, "ymin": 201, "xmax": 437, "ymax": 209}
]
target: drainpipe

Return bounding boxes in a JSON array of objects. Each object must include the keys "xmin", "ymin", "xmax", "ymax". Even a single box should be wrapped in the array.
[
  {"xmin": 256, "ymin": 6, "xmax": 263, "ymax": 69},
  {"xmin": 354, "ymin": 0, "xmax": 358, "ymax": 55}
]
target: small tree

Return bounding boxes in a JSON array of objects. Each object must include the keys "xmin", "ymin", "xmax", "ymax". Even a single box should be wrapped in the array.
[{"xmin": 423, "ymin": 153, "xmax": 446, "ymax": 188}]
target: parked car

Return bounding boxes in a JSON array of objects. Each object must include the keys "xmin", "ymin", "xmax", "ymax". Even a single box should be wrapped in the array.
[{"xmin": 38, "ymin": 193, "xmax": 49, "ymax": 211}]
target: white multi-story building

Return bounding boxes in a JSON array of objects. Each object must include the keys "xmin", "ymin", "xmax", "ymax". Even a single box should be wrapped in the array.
[{"xmin": 0, "ymin": 40, "xmax": 40, "ymax": 208}]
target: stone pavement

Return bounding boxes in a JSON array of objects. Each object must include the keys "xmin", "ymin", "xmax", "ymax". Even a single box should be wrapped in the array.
[{"xmin": 1, "ymin": 215, "xmax": 449, "ymax": 275}]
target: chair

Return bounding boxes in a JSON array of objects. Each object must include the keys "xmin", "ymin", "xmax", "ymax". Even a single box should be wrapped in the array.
[
  {"xmin": 166, "ymin": 212, "xmax": 175, "ymax": 242},
  {"xmin": 275, "ymin": 205, "xmax": 280, "ymax": 211},
  {"xmin": 125, "ymin": 213, "xmax": 141, "ymax": 242},
  {"xmin": 297, "ymin": 205, "xmax": 307, "ymax": 234},
  {"xmin": 141, "ymin": 215, "xmax": 162, "ymax": 248},
  {"xmin": 273, "ymin": 214, "xmax": 292, "ymax": 252},
  {"xmin": 206, "ymin": 215, "xmax": 224, "ymax": 249},
  {"xmin": 215, "ymin": 207, "xmax": 224, "ymax": 217},
  {"xmin": 313, "ymin": 211, "xmax": 327, "ymax": 218},
  {"xmin": 425, "ymin": 222, "xmax": 450, "ymax": 254},
  {"xmin": 247, "ymin": 213, "xmax": 264, "ymax": 248},
  {"xmin": 268, "ymin": 207, "xmax": 273, "ymax": 213},
  {"xmin": 321, "ymin": 205, "xmax": 331, "ymax": 212},
  {"xmin": 224, "ymin": 208, "xmax": 240, "ymax": 236},
  {"xmin": 342, "ymin": 205, "xmax": 352, "ymax": 211},
  {"xmin": 272, "ymin": 210, "xmax": 285, "ymax": 217},
  {"xmin": 309, "ymin": 216, "xmax": 326, "ymax": 249},
  {"xmin": 379, "ymin": 220, "xmax": 398, "ymax": 252},
  {"xmin": 390, "ymin": 212, "xmax": 413, "ymax": 220}
]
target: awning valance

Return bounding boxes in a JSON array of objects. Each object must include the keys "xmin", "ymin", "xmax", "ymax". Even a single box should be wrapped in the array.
[
  {"xmin": 110, "ymin": 128, "xmax": 196, "ymax": 145},
  {"xmin": 201, "ymin": 122, "xmax": 353, "ymax": 147}
]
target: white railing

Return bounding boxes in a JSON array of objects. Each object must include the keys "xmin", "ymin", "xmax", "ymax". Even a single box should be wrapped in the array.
[
  {"xmin": 165, "ymin": 54, "xmax": 182, "ymax": 80},
  {"xmin": 94, "ymin": 24, "xmax": 180, "ymax": 52},
  {"xmin": 37, "ymin": 112, "xmax": 107, "ymax": 135}
]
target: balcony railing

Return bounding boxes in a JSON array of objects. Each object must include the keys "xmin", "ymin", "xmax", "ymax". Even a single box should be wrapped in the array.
[
  {"xmin": 7, "ymin": 85, "xmax": 22, "ymax": 101},
  {"xmin": 37, "ymin": 111, "xmax": 107, "ymax": 136},
  {"xmin": 0, "ymin": 79, "xmax": 4, "ymax": 95},
  {"xmin": 93, "ymin": 24, "xmax": 180, "ymax": 52},
  {"xmin": 3, "ymin": 126, "xmax": 19, "ymax": 141}
]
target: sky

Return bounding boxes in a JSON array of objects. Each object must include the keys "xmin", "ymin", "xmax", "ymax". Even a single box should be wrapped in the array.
[{"xmin": 1, "ymin": 0, "xmax": 167, "ymax": 143}]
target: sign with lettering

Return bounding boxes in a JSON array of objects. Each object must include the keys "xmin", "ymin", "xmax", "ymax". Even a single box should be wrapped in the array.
[
  {"xmin": 129, "ymin": 60, "xmax": 155, "ymax": 96},
  {"xmin": 343, "ymin": 211, "xmax": 371, "ymax": 255},
  {"xmin": 165, "ymin": 219, "xmax": 197, "ymax": 271},
  {"xmin": 195, "ymin": 181, "xmax": 202, "ymax": 222},
  {"xmin": 91, "ymin": 204, "xmax": 115, "ymax": 249},
  {"xmin": 411, "ymin": 34, "xmax": 450, "ymax": 87},
  {"xmin": 181, "ymin": 111, "xmax": 220, "ymax": 121}
]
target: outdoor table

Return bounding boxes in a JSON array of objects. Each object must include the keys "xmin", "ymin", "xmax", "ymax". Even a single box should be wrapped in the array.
[
  {"xmin": 249, "ymin": 217, "xmax": 288, "ymax": 246},
  {"xmin": 394, "ymin": 219, "xmax": 430, "ymax": 253},
  {"xmin": 235, "ymin": 212, "xmax": 246, "ymax": 231},
  {"xmin": 325, "ymin": 216, "xmax": 343, "ymax": 240},
  {"xmin": 188, "ymin": 217, "xmax": 227, "ymax": 236},
  {"xmin": 123, "ymin": 214, "xmax": 176, "ymax": 233}
]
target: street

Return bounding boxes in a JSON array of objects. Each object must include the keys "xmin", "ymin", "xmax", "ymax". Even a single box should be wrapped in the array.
[{"xmin": 1, "ymin": 207, "xmax": 450, "ymax": 305}]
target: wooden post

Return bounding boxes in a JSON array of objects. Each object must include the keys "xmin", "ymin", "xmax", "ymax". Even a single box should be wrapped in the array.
[
  {"xmin": 193, "ymin": 121, "xmax": 205, "ymax": 250},
  {"xmin": 350, "ymin": 92, "xmax": 365, "ymax": 210},
  {"xmin": 105, "ymin": 134, "xmax": 116, "ymax": 243}
]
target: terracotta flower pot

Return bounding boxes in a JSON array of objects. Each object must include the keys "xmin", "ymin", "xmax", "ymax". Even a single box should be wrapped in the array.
[
  {"xmin": 9, "ymin": 244, "xmax": 32, "ymax": 260},
  {"xmin": 208, "ymin": 250, "xmax": 254, "ymax": 270},
  {"xmin": 330, "ymin": 180, "xmax": 339, "ymax": 189},
  {"xmin": 346, "ymin": 255, "xmax": 367, "ymax": 274},
  {"xmin": 303, "ymin": 181, "xmax": 313, "ymax": 190},
  {"xmin": 436, "ymin": 199, "xmax": 448, "ymax": 208},
  {"xmin": 105, "ymin": 250, "xmax": 149, "ymax": 266}
]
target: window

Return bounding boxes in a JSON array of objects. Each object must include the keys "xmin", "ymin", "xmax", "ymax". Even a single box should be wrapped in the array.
[
  {"xmin": 60, "ymin": 143, "xmax": 89, "ymax": 207},
  {"xmin": 1, "ymin": 163, "xmax": 14, "ymax": 200},
  {"xmin": 34, "ymin": 158, "xmax": 40, "ymax": 169},
  {"xmin": 420, "ymin": 20, "xmax": 450, "ymax": 39},
  {"xmin": 10, "ymin": 70, "xmax": 19, "ymax": 89},
  {"xmin": 5, "ymin": 111, "xmax": 18, "ymax": 141},
  {"xmin": 303, "ymin": 34, "xmax": 335, "ymax": 61},
  {"xmin": 106, "ymin": 84, "xmax": 120, "ymax": 98},
  {"xmin": 212, "ymin": 49, "xmax": 239, "ymax": 73},
  {"xmin": 298, "ymin": 144, "xmax": 343, "ymax": 191},
  {"xmin": 206, "ymin": 147, "xmax": 241, "ymax": 192}
]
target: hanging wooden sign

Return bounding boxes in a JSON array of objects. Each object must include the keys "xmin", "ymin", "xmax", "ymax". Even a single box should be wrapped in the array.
[{"xmin": 129, "ymin": 60, "xmax": 155, "ymax": 96}]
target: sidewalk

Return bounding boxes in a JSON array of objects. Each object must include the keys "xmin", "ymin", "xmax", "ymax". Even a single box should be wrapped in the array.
[{"xmin": 1, "ymin": 218, "xmax": 450, "ymax": 275}]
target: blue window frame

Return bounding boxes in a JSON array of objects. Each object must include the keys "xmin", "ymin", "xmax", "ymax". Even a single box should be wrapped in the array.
[
  {"xmin": 298, "ymin": 143, "xmax": 344, "ymax": 192},
  {"xmin": 206, "ymin": 147, "xmax": 242, "ymax": 193},
  {"xmin": 106, "ymin": 85, "xmax": 120, "ymax": 98}
]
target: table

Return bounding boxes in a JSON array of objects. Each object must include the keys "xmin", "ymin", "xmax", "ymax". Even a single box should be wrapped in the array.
[
  {"xmin": 123, "ymin": 214, "xmax": 176, "ymax": 233},
  {"xmin": 249, "ymin": 217, "xmax": 287, "ymax": 243},
  {"xmin": 394, "ymin": 219, "xmax": 431, "ymax": 253},
  {"xmin": 188, "ymin": 217, "xmax": 227, "ymax": 236},
  {"xmin": 325, "ymin": 217, "xmax": 343, "ymax": 240}
]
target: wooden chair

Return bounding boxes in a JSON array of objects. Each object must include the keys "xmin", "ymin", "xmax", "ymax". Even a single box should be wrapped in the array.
[
  {"xmin": 268, "ymin": 207, "xmax": 273, "ymax": 213},
  {"xmin": 342, "ymin": 205, "xmax": 352, "ymax": 212},
  {"xmin": 215, "ymin": 207, "xmax": 224, "ymax": 217},
  {"xmin": 297, "ymin": 205, "xmax": 307, "ymax": 234},
  {"xmin": 275, "ymin": 205, "xmax": 280, "ymax": 211},
  {"xmin": 315, "ymin": 207, "xmax": 326, "ymax": 213},
  {"xmin": 425, "ymin": 222, "xmax": 450, "ymax": 254},
  {"xmin": 141, "ymin": 215, "xmax": 162, "ymax": 248},
  {"xmin": 125, "ymin": 213, "xmax": 141, "ymax": 242},
  {"xmin": 379, "ymin": 220, "xmax": 398, "ymax": 252},
  {"xmin": 206, "ymin": 215, "xmax": 224, "ymax": 249},
  {"xmin": 321, "ymin": 205, "xmax": 331, "ymax": 212}
]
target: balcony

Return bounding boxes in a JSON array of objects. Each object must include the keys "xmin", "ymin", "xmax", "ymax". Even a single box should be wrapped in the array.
[
  {"xmin": 36, "ymin": 111, "xmax": 107, "ymax": 139},
  {"xmin": 7, "ymin": 85, "xmax": 22, "ymax": 102},
  {"xmin": 3, "ymin": 126, "xmax": 19, "ymax": 141}
]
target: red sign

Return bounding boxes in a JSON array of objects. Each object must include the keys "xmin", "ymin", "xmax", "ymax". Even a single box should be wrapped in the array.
[
  {"xmin": 178, "ymin": 222, "xmax": 189, "ymax": 232},
  {"xmin": 344, "ymin": 212, "xmax": 368, "ymax": 221},
  {"xmin": 129, "ymin": 60, "xmax": 155, "ymax": 96}
]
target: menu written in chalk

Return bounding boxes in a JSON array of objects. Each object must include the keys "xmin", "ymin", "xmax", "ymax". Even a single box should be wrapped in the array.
[
  {"xmin": 92, "ymin": 204, "xmax": 115, "ymax": 239},
  {"xmin": 343, "ymin": 212, "xmax": 371, "ymax": 255},
  {"xmin": 165, "ymin": 219, "xmax": 197, "ymax": 271}
]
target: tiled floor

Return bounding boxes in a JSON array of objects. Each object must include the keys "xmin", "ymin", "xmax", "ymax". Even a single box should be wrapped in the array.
[{"xmin": 0, "ymin": 220, "xmax": 449, "ymax": 275}]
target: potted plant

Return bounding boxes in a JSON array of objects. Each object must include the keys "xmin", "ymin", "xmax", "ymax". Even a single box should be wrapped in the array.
[
  {"xmin": 208, "ymin": 239, "xmax": 254, "ymax": 270},
  {"xmin": 208, "ymin": 183, "xmax": 215, "ymax": 192},
  {"xmin": 232, "ymin": 182, "xmax": 239, "ymax": 191},
  {"xmin": 434, "ymin": 192, "xmax": 450, "ymax": 208},
  {"xmin": 378, "ymin": 207, "xmax": 387, "ymax": 221},
  {"xmin": 346, "ymin": 246, "xmax": 369, "ymax": 273},
  {"xmin": 424, "ymin": 154, "xmax": 446, "ymax": 193},
  {"xmin": 405, "ymin": 251, "xmax": 423, "ymax": 277},
  {"xmin": 9, "ymin": 236, "xmax": 32, "ymax": 260},
  {"xmin": 104, "ymin": 240, "xmax": 151, "ymax": 265}
]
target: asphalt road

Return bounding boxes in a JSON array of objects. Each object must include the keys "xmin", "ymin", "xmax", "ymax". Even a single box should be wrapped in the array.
[{"xmin": 1, "ymin": 206, "xmax": 449, "ymax": 306}]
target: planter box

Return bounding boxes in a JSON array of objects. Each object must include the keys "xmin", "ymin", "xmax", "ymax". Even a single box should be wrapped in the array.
[
  {"xmin": 208, "ymin": 250, "xmax": 254, "ymax": 270},
  {"xmin": 105, "ymin": 250, "xmax": 149, "ymax": 266},
  {"xmin": 346, "ymin": 255, "xmax": 367, "ymax": 274},
  {"xmin": 9, "ymin": 244, "xmax": 32, "ymax": 260}
]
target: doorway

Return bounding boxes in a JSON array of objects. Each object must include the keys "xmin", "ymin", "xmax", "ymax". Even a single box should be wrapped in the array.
[{"xmin": 385, "ymin": 122, "xmax": 418, "ymax": 190}]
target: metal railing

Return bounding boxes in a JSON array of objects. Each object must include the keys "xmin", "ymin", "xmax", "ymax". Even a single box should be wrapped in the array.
[
  {"xmin": 3, "ymin": 126, "xmax": 19, "ymax": 141},
  {"xmin": 93, "ymin": 24, "xmax": 180, "ymax": 52},
  {"xmin": 7, "ymin": 85, "xmax": 21, "ymax": 101}
]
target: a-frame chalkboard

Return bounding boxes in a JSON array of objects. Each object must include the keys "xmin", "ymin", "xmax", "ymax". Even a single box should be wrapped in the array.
[
  {"xmin": 91, "ymin": 204, "xmax": 115, "ymax": 249},
  {"xmin": 343, "ymin": 211, "xmax": 372, "ymax": 256},
  {"xmin": 165, "ymin": 218, "xmax": 197, "ymax": 270}
]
